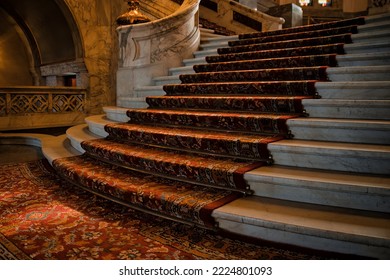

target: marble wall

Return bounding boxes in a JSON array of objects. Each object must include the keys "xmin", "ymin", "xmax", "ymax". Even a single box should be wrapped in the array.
[{"xmin": 63, "ymin": 0, "xmax": 122, "ymax": 115}]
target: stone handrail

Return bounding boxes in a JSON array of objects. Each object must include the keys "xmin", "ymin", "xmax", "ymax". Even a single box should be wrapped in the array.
[
  {"xmin": 199, "ymin": 0, "xmax": 284, "ymax": 34},
  {"xmin": 116, "ymin": 0, "xmax": 201, "ymax": 108},
  {"xmin": 0, "ymin": 86, "xmax": 87, "ymax": 130}
]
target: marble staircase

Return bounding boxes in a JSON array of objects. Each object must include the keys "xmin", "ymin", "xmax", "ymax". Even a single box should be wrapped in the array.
[{"xmin": 60, "ymin": 13, "xmax": 390, "ymax": 259}]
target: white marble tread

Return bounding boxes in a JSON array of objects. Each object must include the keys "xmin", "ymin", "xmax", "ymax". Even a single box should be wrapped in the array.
[
  {"xmin": 212, "ymin": 196, "xmax": 390, "ymax": 258},
  {"xmin": 316, "ymin": 81, "xmax": 390, "ymax": 99},
  {"xmin": 66, "ymin": 124, "xmax": 103, "ymax": 153},
  {"xmin": 287, "ymin": 117, "xmax": 390, "ymax": 144}
]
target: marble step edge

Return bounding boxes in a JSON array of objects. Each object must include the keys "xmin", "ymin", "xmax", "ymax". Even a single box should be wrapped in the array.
[
  {"xmin": 168, "ymin": 66, "xmax": 195, "ymax": 77},
  {"xmin": 66, "ymin": 124, "xmax": 103, "ymax": 153},
  {"xmin": 245, "ymin": 164, "xmax": 390, "ymax": 213},
  {"xmin": 302, "ymin": 99, "xmax": 390, "ymax": 120},
  {"xmin": 212, "ymin": 196, "xmax": 390, "ymax": 259},
  {"xmin": 287, "ymin": 117, "xmax": 390, "ymax": 144},
  {"xmin": 344, "ymin": 39, "xmax": 390, "ymax": 54},
  {"xmin": 365, "ymin": 12, "xmax": 390, "ymax": 23},
  {"xmin": 134, "ymin": 85, "xmax": 165, "ymax": 97},
  {"xmin": 353, "ymin": 28, "xmax": 390, "ymax": 43},
  {"xmin": 103, "ymin": 106, "xmax": 130, "ymax": 122},
  {"xmin": 85, "ymin": 114, "xmax": 117, "ymax": 138},
  {"xmin": 268, "ymin": 139, "xmax": 390, "ymax": 175},
  {"xmin": 327, "ymin": 65, "xmax": 390, "ymax": 81},
  {"xmin": 153, "ymin": 76, "xmax": 182, "ymax": 86},
  {"xmin": 336, "ymin": 51, "xmax": 390, "ymax": 66},
  {"xmin": 316, "ymin": 81, "xmax": 390, "ymax": 99},
  {"xmin": 200, "ymin": 35, "xmax": 238, "ymax": 45}
]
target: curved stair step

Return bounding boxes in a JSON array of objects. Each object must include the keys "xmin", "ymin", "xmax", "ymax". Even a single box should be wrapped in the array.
[
  {"xmin": 245, "ymin": 165, "xmax": 390, "ymax": 213},
  {"xmin": 287, "ymin": 118, "xmax": 390, "ymax": 144},
  {"xmin": 316, "ymin": 81, "xmax": 390, "ymax": 99},
  {"xmin": 146, "ymin": 95, "xmax": 310, "ymax": 114},
  {"xmin": 268, "ymin": 140, "xmax": 390, "ymax": 175},
  {"xmin": 126, "ymin": 108, "xmax": 297, "ymax": 135},
  {"xmin": 81, "ymin": 138, "xmax": 263, "ymax": 191},
  {"xmin": 213, "ymin": 196, "xmax": 390, "ymax": 259},
  {"xmin": 302, "ymin": 99, "xmax": 390, "ymax": 120},
  {"xmin": 105, "ymin": 122, "xmax": 281, "ymax": 160},
  {"xmin": 53, "ymin": 154, "xmax": 241, "ymax": 229}
]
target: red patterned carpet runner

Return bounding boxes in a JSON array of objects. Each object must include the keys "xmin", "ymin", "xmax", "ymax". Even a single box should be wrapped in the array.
[
  {"xmin": 53, "ymin": 16, "xmax": 366, "ymax": 229},
  {"xmin": 0, "ymin": 160, "xmax": 342, "ymax": 260}
]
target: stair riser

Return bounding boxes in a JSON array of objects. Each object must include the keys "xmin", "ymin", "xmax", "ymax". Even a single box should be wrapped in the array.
[
  {"xmin": 316, "ymin": 82, "xmax": 390, "ymax": 100},
  {"xmin": 247, "ymin": 180, "xmax": 390, "ymax": 213},
  {"xmin": 287, "ymin": 124, "xmax": 390, "ymax": 145},
  {"xmin": 352, "ymin": 29, "xmax": 390, "ymax": 44},
  {"xmin": 116, "ymin": 97, "xmax": 149, "ymax": 108},
  {"xmin": 134, "ymin": 89, "xmax": 165, "ymax": 97},
  {"xmin": 302, "ymin": 104, "xmax": 390, "ymax": 120},
  {"xmin": 344, "ymin": 42, "xmax": 390, "ymax": 54},
  {"xmin": 327, "ymin": 72, "xmax": 390, "ymax": 81},
  {"xmin": 337, "ymin": 52, "xmax": 390, "ymax": 67},
  {"xmin": 153, "ymin": 77, "xmax": 182, "ymax": 86},
  {"xmin": 268, "ymin": 148, "xmax": 390, "ymax": 175},
  {"xmin": 212, "ymin": 218, "xmax": 390, "ymax": 259},
  {"xmin": 169, "ymin": 67, "xmax": 195, "ymax": 76}
]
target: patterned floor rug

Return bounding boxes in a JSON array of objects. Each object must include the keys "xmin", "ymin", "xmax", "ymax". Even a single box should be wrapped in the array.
[{"xmin": 0, "ymin": 159, "xmax": 355, "ymax": 260}]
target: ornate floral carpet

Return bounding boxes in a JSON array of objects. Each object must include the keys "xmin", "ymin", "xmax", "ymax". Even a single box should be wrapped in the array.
[{"xmin": 0, "ymin": 160, "xmax": 349, "ymax": 260}]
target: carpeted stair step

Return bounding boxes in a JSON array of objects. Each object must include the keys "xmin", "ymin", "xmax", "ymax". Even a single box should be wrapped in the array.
[
  {"xmin": 217, "ymin": 34, "xmax": 353, "ymax": 55},
  {"xmin": 238, "ymin": 17, "xmax": 366, "ymax": 40},
  {"xmin": 126, "ymin": 108, "xmax": 297, "ymax": 135},
  {"xmin": 52, "ymin": 154, "xmax": 242, "ymax": 228},
  {"xmin": 302, "ymin": 99, "xmax": 390, "ymax": 120},
  {"xmin": 163, "ymin": 81, "xmax": 317, "ymax": 96},
  {"xmin": 212, "ymin": 196, "xmax": 390, "ymax": 259},
  {"xmin": 268, "ymin": 140, "xmax": 390, "ymax": 175},
  {"xmin": 228, "ymin": 25, "xmax": 360, "ymax": 47},
  {"xmin": 245, "ymin": 165, "xmax": 390, "ymax": 213},
  {"xmin": 316, "ymin": 81, "xmax": 390, "ymax": 99},
  {"xmin": 287, "ymin": 118, "xmax": 390, "ymax": 145},
  {"xmin": 326, "ymin": 65, "xmax": 390, "ymax": 81},
  {"xmin": 80, "ymin": 138, "xmax": 263, "ymax": 191},
  {"xmin": 145, "ymin": 95, "xmax": 310, "ymax": 114},
  {"xmin": 104, "ymin": 122, "xmax": 281, "ymax": 160},
  {"xmin": 179, "ymin": 67, "xmax": 329, "ymax": 83},
  {"xmin": 193, "ymin": 54, "xmax": 338, "ymax": 73},
  {"xmin": 205, "ymin": 44, "xmax": 346, "ymax": 63}
]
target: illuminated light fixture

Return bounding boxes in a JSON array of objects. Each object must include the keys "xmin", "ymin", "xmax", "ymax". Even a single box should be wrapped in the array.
[
  {"xmin": 116, "ymin": 0, "xmax": 150, "ymax": 25},
  {"xmin": 299, "ymin": 0, "xmax": 311, "ymax": 6},
  {"xmin": 318, "ymin": 0, "xmax": 331, "ymax": 6}
]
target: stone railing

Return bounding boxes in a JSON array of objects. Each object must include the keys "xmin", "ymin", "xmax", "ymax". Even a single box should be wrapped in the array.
[
  {"xmin": 371, "ymin": 0, "xmax": 390, "ymax": 7},
  {"xmin": 369, "ymin": 0, "xmax": 390, "ymax": 14},
  {"xmin": 116, "ymin": 0, "xmax": 200, "ymax": 108},
  {"xmin": 0, "ymin": 86, "xmax": 87, "ymax": 130},
  {"xmin": 199, "ymin": 0, "xmax": 284, "ymax": 34}
]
